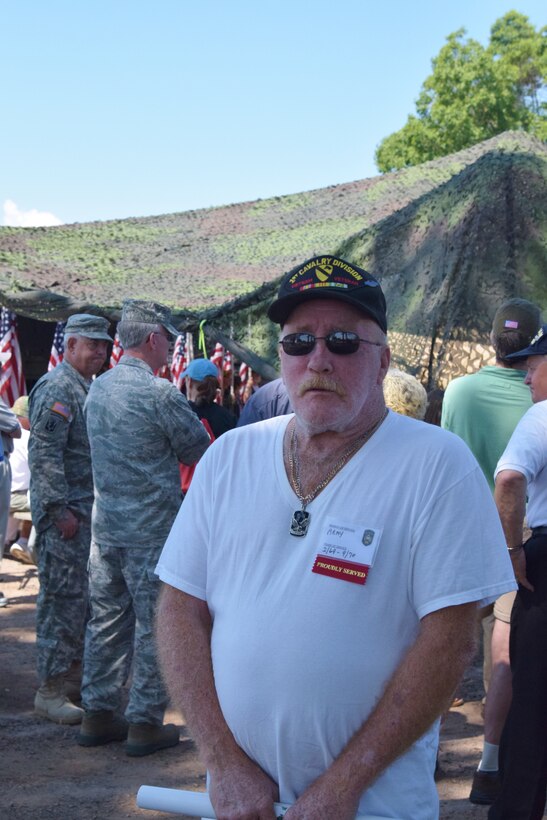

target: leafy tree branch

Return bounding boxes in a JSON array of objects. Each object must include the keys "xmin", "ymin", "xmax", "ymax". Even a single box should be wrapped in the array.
[{"xmin": 375, "ymin": 11, "xmax": 546, "ymax": 172}]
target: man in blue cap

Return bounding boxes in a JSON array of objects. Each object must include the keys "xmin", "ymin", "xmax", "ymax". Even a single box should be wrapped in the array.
[
  {"xmin": 183, "ymin": 358, "xmax": 236, "ymax": 440},
  {"xmin": 489, "ymin": 325, "xmax": 547, "ymax": 820}
]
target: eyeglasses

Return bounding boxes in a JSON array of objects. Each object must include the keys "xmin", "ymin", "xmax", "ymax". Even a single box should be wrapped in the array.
[
  {"xmin": 152, "ymin": 329, "xmax": 170, "ymax": 342},
  {"xmin": 279, "ymin": 331, "xmax": 384, "ymax": 356}
]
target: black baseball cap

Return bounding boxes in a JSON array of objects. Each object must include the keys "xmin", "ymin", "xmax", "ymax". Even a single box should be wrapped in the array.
[
  {"xmin": 267, "ymin": 255, "xmax": 387, "ymax": 332},
  {"xmin": 505, "ymin": 324, "xmax": 547, "ymax": 361}
]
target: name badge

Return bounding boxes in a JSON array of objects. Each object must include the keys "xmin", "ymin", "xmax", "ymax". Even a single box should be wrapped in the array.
[{"xmin": 311, "ymin": 519, "xmax": 382, "ymax": 585}]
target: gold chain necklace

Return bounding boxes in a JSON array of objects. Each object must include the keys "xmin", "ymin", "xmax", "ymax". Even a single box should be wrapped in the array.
[{"xmin": 288, "ymin": 408, "xmax": 388, "ymax": 537}]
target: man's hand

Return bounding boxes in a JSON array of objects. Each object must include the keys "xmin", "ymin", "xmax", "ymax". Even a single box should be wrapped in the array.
[
  {"xmin": 208, "ymin": 757, "xmax": 279, "ymax": 820},
  {"xmin": 510, "ymin": 547, "xmax": 534, "ymax": 592},
  {"xmin": 157, "ymin": 587, "xmax": 279, "ymax": 820},
  {"xmin": 54, "ymin": 509, "xmax": 79, "ymax": 539},
  {"xmin": 284, "ymin": 774, "xmax": 359, "ymax": 820},
  {"xmin": 285, "ymin": 603, "xmax": 477, "ymax": 819}
]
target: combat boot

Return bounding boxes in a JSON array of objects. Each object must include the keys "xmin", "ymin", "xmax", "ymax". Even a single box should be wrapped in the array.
[
  {"xmin": 63, "ymin": 661, "xmax": 82, "ymax": 703},
  {"xmin": 34, "ymin": 677, "xmax": 84, "ymax": 724},
  {"xmin": 126, "ymin": 722, "xmax": 179, "ymax": 757},
  {"xmin": 78, "ymin": 710, "xmax": 128, "ymax": 746}
]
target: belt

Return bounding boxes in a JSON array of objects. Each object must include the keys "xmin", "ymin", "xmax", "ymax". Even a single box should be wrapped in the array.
[{"xmin": 531, "ymin": 526, "xmax": 547, "ymax": 537}]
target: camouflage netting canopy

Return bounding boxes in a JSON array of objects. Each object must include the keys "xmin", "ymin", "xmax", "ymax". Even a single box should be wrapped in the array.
[{"xmin": 0, "ymin": 131, "xmax": 545, "ymax": 385}]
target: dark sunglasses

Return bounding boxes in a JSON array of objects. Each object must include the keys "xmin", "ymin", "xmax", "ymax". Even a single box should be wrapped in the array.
[{"xmin": 279, "ymin": 331, "xmax": 384, "ymax": 356}]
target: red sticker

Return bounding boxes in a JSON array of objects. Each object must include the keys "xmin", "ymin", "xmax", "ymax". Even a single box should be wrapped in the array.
[{"xmin": 312, "ymin": 555, "xmax": 369, "ymax": 585}]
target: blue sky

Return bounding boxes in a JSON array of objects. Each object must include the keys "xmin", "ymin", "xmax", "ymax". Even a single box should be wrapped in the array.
[{"xmin": 1, "ymin": 0, "xmax": 544, "ymax": 226}]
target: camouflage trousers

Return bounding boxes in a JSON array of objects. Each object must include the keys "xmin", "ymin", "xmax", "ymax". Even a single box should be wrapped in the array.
[
  {"xmin": 35, "ymin": 521, "xmax": 91, "ymax": 683},
  {"xmin": 81, "ymin": 542, "xmax": 168, "ymax": 725}
]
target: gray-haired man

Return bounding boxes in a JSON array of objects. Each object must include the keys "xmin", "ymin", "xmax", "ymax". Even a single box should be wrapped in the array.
[
  {"xmin": 79, "ymin": 300, "xmax": 210, "ymax": 756},
  {"xmin": 29, "ymin": 314, "xmax": 112, "ymax": 724}
]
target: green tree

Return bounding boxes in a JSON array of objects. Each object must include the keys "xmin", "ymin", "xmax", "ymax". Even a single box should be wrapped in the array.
[{"xmin": 375, "ymin": 11, "xmax": 546, "ymax": 172}]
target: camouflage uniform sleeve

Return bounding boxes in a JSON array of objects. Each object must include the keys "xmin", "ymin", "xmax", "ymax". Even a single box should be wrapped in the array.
[
  {"xmin": 28, "ymin": 383, "xmax": 75, "ymax": 522},
  {"xmin": 157, "ymin": 383, "xmax": 211, "ymax": 465}
]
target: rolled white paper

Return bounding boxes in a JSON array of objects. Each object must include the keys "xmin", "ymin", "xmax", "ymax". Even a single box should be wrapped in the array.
[
  {"xmin": 137, "ymin": 786, "xmax": 217, "ymax": 817},
  {"xmin": 136, "ymin": 785, "xmax": 391, "ymax": 819}
]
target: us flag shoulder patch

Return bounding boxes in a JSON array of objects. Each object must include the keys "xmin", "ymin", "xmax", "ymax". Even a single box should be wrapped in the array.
[{"xmin": 50, "ymin": 401, "xmax": 71, "ymax": 421}]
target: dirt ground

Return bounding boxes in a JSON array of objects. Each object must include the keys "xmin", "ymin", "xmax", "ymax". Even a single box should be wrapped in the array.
[{"xmin": 1, "ymin": 557, "xmax": 497, "ymax": 820}]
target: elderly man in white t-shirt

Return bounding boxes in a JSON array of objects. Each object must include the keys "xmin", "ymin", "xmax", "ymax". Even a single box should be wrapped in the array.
[
  {"xmin": 7, "ymin": 396, "xmax": 36, "ymax": 565},
  {"xmin": 489, "ymin": 325, "xmax": 547, "ymax": 820},
  {"xmin": 0, "ymin": 398, "xmax": 22, "ymax": 606},
  {"xmin": 155, "ymin": 255, "xmax": 516, "ymax": 820}
]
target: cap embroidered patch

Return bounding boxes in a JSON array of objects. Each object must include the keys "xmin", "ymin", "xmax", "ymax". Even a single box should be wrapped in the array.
[
  {"xmin": 287, "ymin": 257, "xmax": 380, "ymax": 293},
  {"xmin": 504, "ymin": 320, "xmax": 519, "ymax": 329}
]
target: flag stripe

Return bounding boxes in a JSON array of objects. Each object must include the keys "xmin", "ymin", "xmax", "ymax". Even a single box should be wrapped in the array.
[
  {"xmin": 109, "ymin": 332, "xmax": 124, "ymax": 368},
  {"xmin": 0, "ymin": 309, "xmax": 26, "ymax": 406},
  {"xmin": 171, "ymin": 334, "xmax": 186, "ymax": 389},
  {"xmin": 48, "ymin": 322, "xmax": 66, "ymax": 371}
]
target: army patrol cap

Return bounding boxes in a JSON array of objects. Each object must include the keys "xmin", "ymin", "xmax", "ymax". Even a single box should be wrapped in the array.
[
  {"xmin": 64, "ymin": 314, "xmax": 112, "ymax": 342},
  {"xmin": 121, "ymin": 299, "xmax": 179, "ymax": 338}
]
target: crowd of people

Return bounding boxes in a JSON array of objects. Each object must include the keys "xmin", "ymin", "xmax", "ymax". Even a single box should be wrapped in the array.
[{"xmin": 0, "ymin": 256, "xmax": 545, "ymax": 818}]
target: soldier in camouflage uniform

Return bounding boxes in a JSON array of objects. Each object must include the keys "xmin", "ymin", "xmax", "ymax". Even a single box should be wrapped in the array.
[
  {"xmin": 79, "ymin": 300, "xmax": 210, "ymax": 756},
  {"xmin": 29, "ymin": 314, "xmax": 112, "ymax": 724}
]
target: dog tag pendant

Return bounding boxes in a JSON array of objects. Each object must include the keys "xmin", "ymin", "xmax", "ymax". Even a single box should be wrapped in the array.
[{"xmin": 290, "ymin": 509, "xmax": 310, "ymax": 537}]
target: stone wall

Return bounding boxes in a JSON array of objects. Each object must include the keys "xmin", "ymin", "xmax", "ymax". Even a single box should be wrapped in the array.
[{"xmin": 389, "ymin": 331, "xmax": 497, "ymax": 389}]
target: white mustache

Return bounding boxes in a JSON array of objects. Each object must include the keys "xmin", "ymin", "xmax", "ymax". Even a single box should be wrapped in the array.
[{"xmin": 297, "ymin": 377, "xmax": 346, "ymax": 398}]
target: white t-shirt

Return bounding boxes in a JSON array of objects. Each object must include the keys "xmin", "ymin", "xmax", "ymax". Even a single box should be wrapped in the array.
[
  {"xmin": 157, "ymin": 411, "xmax": 515, "ymax": 820},
  {"xmin": 495, "ymin": 399, "xmax": 547, "ymax": 528},
  {"xmin": 10, "ymin": 427, "xmax": 30, "ymax": 492}
]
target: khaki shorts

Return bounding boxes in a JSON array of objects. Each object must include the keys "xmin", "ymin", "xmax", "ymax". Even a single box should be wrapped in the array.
[
  {"xmin": 10, "ymin": 490, "xmax": 32, "ymax": 520},
  {"xmin": 493, "ymin": 590, "xmax": 517, "ymax": 623}
]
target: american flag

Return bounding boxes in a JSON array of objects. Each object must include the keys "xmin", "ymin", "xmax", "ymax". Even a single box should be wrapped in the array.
[
  {"xmin": 239, "ymin": 361, "xmax": 249, "ymax": 388},
  {"xmin": 171, "ymin": 334, "xmax": 187, "ymax": 389},
  {"xmin": 216, "ymin": 350, "xmax": 234, "ymax": 406},
  {"xmin": 185, "ymin": 332, "xmax": 194, "ymax": 365},
  {"xmin": 238, "ymin": 361, "xmax": 254, "ymax": 403},
  {"xmin": 109, "ymin": 332, "xmax": 124, "ymax": 368},
  {"xmin": 210, "ymin": 342, "xmax": 224, "ymax": 378},
  {"xmin": 0, "ymin": 309, "xmax": 26, "ymax": 406},
  {"xmin": 48, "ymin": 322, "xmax": 66, "ymax": 370}
]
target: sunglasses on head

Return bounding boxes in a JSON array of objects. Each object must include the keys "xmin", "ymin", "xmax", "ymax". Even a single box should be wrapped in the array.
[{"xmin": 279, "ymin": 331, "xmax": 384, "ymax": 356}]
